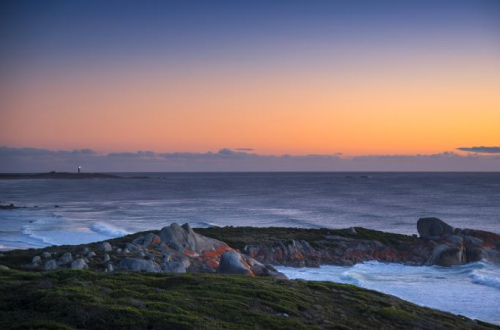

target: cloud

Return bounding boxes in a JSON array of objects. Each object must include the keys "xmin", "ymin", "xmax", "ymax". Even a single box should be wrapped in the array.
[
  {"xmin": 1, "ymin": 146, "xmax": 499, "ymax": 172},
  {"xmin": 457, "ymin": 146, "xmax": 500, "ymax": 154}
]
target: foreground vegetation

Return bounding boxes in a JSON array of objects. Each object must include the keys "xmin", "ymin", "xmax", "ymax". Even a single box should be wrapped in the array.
[{"xmin": 0, "ymin": 268, "xmax": 496, "ymax": 330}]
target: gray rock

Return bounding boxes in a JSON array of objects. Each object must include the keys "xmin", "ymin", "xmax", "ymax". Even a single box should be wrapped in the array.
[
  {"xmin": 58, "ymin": 252, "xmax": 73, "ymax": 265},
  {"xmin": 145, "ymin": 252, "xmax": 155, "ymax": 260},
  {"xmin": 70, "ymin": 258, "xmax": 88, "ymax": 270},
  {"xmin": 44, "ymin": 259, "xmax": 58, "ymax": 270},
  {"xmin": 87, "ymin": 251, "xmax": 96, "ymax": 258},
  {"xmin": 138, "ymin": 251, "xmax": 146, "ymax": 258},
  {"xmin": 159, "ymin": 223, "xmax": 228, "ymax": 253},
  {"xmin": 142, "ymin": 233, "xmax": 161, "ymax": 247},
  {"xmin": 116, "ymin": 248, "xmax": 123, "ymax": 254},
  {"xmin": 116, "ymin": 258, "xmax": 161, "ymax": 272},
  {"xmin": 82, "ymin": 247, "xmax": 89, "ymax": 255},
  {"xmin": 162, "ymin": 261, "xmax": 186, "ymax": 273},
  {"xmin": 42, "ymin": 252, "xmax": 52, "ymax": 259},
  {"xmin": 107, "ymin": 263, "xmax": 114, "ymax": 272},
  {"xmin": 123, "ymin": 248, "xmax": 130, "ymax": 254},
  {"xmin": 417, "ymin": 217, "xmax": 454, "ymax": 239},
  {"xmin": 32, "ymin": 256, "xmax": 41, "ymax": 264},
  {"xmin": 103, "ymin": 254, "xmax": 110, "ymax": 262},
  {"xmin": 218, "ymin": 251, "xmax": 251, "ymax": 275},
  {"xmin": 125, "ymin": 243, "xmax": 142, "ymax": 253},
  {"xmin": 0, "ymin": 265, "xmax": 9, "ymax": 270},
  {"xmin": 97, "ymin": 242, "xmax": 112, "ymax": 252}
]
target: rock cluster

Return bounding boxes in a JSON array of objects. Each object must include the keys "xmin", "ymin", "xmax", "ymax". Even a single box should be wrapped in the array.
[
  {"xmin": 417, "ymin": 217, "xmax": 500, "ymax": 266},
  {"xmin": 24, "ymin": 223, "xmax": 287, "ymax": 279}
]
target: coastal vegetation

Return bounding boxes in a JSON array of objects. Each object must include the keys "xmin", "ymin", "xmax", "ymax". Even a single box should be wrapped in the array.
[{"xmin": 0, "ymin": 268, "xmax": 495, "ymax": 330}]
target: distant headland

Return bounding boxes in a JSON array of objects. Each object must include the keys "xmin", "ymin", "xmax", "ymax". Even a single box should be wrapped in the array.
[{"xmin": 0, "ymin": 171, "xmax": 121, "ymax": 180}]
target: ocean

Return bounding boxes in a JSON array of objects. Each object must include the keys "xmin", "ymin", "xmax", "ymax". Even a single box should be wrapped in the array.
[{"xmin": 1, "ymin": 172, "xmax": 499, "ymax": 324}]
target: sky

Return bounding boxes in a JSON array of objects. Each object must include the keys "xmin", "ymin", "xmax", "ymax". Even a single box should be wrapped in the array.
[{"xmin": 0, "ymin": 0, "xmax": 499, "ymax": 171}]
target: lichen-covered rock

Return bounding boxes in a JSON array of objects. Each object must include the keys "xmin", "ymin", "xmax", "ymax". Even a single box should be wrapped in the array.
[
  {"xmin": 218, "ymin": 251, "xmax": 252, "ymax": 275},
  {"xmin": 159, "ymin": 223, "xmax": 228, "ymax": 254},
  {"xmin": 116, "ymin": 258, "xmax": 161, "ymax": 272}
]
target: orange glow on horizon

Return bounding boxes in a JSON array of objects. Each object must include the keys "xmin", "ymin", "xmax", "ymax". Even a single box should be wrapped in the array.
[{"xmin": 1, "ymin": 55, "xmax": 499, "ymax": 156}]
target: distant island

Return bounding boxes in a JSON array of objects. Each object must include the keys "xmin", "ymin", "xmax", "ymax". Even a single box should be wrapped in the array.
[{"xmin": 0, "ymin": 172, "xmax": 121, "ymax": 180}]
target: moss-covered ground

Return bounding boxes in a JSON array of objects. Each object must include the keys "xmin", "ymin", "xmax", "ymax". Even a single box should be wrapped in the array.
[{"xmin": 0, "ymin": 269, "xmax": 496, "ymax": 330}]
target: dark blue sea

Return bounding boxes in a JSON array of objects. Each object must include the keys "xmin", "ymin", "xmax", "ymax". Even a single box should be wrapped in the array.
[{"xmin": 1, "ymin": 172, "xmax": 500, "ymax": 324}]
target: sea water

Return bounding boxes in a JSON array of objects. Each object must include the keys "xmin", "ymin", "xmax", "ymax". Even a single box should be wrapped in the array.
[
  {"xmin": 1, "ymin": 172, "xmax": 499, "ymax": 324},
  {"xmin": 1, "ymin": 172, "xmax": 499, "ymax": 250},
  {"xmin": 276, "ymin": 261, "xmax": 500, "ymax": 325}
]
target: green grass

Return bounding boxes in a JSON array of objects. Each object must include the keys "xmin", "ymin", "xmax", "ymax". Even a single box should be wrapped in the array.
[{"xmin": 0, "ymin": 269, "xmax": 496, "ymax": 330}]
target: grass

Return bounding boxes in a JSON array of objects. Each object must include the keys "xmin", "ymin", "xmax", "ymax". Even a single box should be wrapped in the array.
[{"xmin": 0, "ymin": 269, "xmax": 496, "ymax": 330}]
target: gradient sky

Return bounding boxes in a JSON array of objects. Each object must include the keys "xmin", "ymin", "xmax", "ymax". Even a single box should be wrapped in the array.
[{"xmin": 1, "ymin": 1, "xmax": 499, "ymax": 169}]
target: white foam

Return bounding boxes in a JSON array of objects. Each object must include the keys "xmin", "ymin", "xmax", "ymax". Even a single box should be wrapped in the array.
[
  {"xmin": 470, "ymin": 270, "xmax": 500, "ymax": 290},
  {"xmin": 277, "ymin": 262, "xmax": 500, "ymax": 325},
  {"xmin": 90, "ymin": 222, "xmax": 130, "ymax": 237}
]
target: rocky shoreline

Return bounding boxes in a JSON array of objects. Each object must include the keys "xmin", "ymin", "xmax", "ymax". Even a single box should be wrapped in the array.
[
  {"xmin": 1, "ymin": 218, "xmax": 499, "ymax": 278},
  {"xmin": 1, "ymin": 218, "xmax": 499, "ymax": 329}
]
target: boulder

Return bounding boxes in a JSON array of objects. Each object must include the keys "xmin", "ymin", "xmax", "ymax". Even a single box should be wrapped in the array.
[
  {"xmin": 87, "ymin": 251, "xmax": 96, "ymax": 258},
  {"xmin": 417, "ymin": 218, "xmax": 454, "ymax": 239},
  {"xmin": 125, "ymin": 243, "xmax": 142, "ymax": 253},
  {"xmin": 70, "ymin": 258, "xmax": 89, "ymax": 270},
  {"xmin": 97, "ymin": 242, "xmax": 112, "ymax": 252},
  {"xmin": 57, "ymin": 252, "xmax": 73, "ymax": 266},
  {"xmin": 107, "ymin": 263, "xmax": 114, "ymax": 272},
  {"xmin": 162, "ymin": 261, "xmax": 186, "ymax": 273},
  {"xmin": 0, "ymin": 265, "xmax": 9, "ymax": 270},
  {"xmin": 44, "ymin": 259, "xmax": 58, "ymax": 270},
  {"xmin": 41, "ymin": 252, "xmax": 52, "ymax": 259},
  {"xmin": 159, "ymin": 223, "xmax": 228, "ymax": 254},
  {"xmin": 103, "ymin": 254, "xmax": 110, "ymax": 262},
  {"xmin": 142, "ymin": 233, "xmax": 162, "ymax": 247},
  {"xmin": 32, "ymin": 256, "xmax": 41, "ymax": 264},
  {"xmin": 116, "ymin": 258, "xmax": 161, "ymax": 272},
  {"xmin": 218, "ymin": 251, "xmax": 251, "ymax": 275}
]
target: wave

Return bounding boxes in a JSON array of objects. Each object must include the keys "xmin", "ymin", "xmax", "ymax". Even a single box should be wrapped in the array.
[
  {"xmin": 90, "ymin": 222, "xmax": 130, "ymax": 237},
  {"xmin": 470, "ymin": 270, "xmax": 500, "ymax": 290}
]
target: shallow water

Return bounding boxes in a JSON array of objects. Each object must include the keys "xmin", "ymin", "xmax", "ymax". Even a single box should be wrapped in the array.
[{"xmin": 276, "ymin": 261, "xmax": 500, "ymax": 325}]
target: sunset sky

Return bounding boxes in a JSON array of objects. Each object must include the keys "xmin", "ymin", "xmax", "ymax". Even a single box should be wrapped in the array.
[{"xmin": 1, "ymin": 1, "xmax": 499, "ymax": 171}]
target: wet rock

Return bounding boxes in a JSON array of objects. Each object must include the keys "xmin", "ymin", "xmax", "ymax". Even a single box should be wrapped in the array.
[
  {"xmin": 70, "ymin": 258, "xmax": 88, "ymax": 270},
  {"xmin": 116, "ymin": 258, "xmax": 161, "ymax": 272},
  {"xmin": 218, "ymin": 251, "xmax": 251, "ymax": 275},
  {"xmin": 97, "ymin": 242, "xmax": 112, "ymax": 252}
]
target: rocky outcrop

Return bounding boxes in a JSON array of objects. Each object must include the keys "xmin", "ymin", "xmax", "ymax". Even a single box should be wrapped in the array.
[
  {"xmin": 417, "ymin": 217, "xmax": 455, "ymax": 239},
  {"xmin": 421, "ymin": 218, "xmax": 500, "ymax": 266},
  {"xmin": 218, "ymin": 251, "xmax": 252, "ymax": 275}
]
